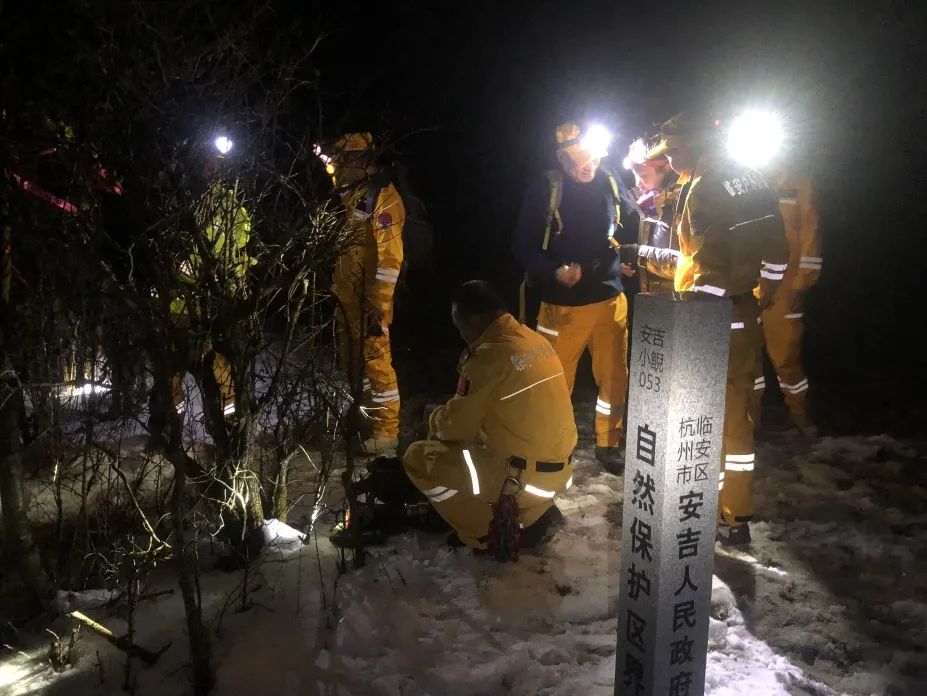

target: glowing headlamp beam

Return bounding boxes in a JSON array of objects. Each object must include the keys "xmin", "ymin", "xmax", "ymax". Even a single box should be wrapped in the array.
[
  {"xmin": 214, "ymin": 136, "xmax": 233, "ymax": 155},
  {"xmin": 579, "ymin": 124, "xmax": 612, "ymax": 159},
  {"xmin": 726, "ymin": 111, "xmax": 783, "ymax": 168},
  {"xmin": 623, "ymin": 139, "xmax": 649, "ymax": 170}
]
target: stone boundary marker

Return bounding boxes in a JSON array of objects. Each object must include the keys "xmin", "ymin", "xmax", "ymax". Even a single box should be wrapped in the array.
[{"xmin": 615, "ymin": 293, "xmax": 731, "ymax": 696}]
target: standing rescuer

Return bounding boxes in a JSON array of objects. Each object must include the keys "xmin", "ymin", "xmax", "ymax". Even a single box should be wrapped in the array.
[
  {"xmin": 169, "ymin": 140, "xmax": 253, "ymax": 419},
  {"xmin": 751, "ymin": 167, "xmax": 822, "ymax": 434},
  {"xmin": 330, "ymin": 133, "xmax": 406, "ymax": 457},
  {"xmin": 644, "ymin": 113, "xmax": 789, "ymax": 545},
  {"xmin": 625, "ymin": 139, "xmax": 681, "ymax": 293},
  {"xmin": 403, "ymin": 281, "xmax": 577, "ymax": 552},
  {"xmin": 513, "ymin": 122, "xmax": 629, "ymax": 474}
]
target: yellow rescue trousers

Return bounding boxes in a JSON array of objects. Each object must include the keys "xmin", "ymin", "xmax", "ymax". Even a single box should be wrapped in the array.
[
  {"xmin": 335, "ymin": 304, "xmax": 400, "ymax": 440},
  {"xmin": 751, "ymin": 301, "xmax": 810, "ymax": 428},
  {"xmin": 171, "ymin": 342, "xmax": 235, "ymax": 416},
  {"xmin": 403, "ymin": 441, "xmax": 573, "ymax": 549},
  {"xmin": 535, "ymin": 295, "xmax": 628, "ymax": 447},
  {"xmin": 171, "ymin": 313, "xmax": 235, "ymax": 415},
  {"xmin": 720, "ymin": 297, "xmax": 762, "ymax": 526}
]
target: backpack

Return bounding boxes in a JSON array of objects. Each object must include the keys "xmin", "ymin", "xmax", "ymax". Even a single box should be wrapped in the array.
[
  {"xmin": 367, "ymin": 162, "xmax": 434, "ymax": 272},
  {"xmin": 518, "ymin": 167, "xmax": 626, "ymax": 322}
]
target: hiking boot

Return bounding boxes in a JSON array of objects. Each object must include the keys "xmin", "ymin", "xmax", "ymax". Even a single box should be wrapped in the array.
[
  {"xmin": 329, "ymin": 522, "xmax": 388, "ymax": 549},
  {"xmin": 521, "ymin": 505, "xmax": 564, "ymax": 549},
  {"xmin": 792, "ymin": 417, "xmax": 818, "ymax": 439},
  {"xmin": 446, "ymin": 532, "xmax": 488, "ymax": 556},
  {"xmin": 330, "ymin": 505, "xmax": 412, "ymax": 546},
  {"xmin": 357, "ymin": 436, "xmax": 398, "ymax": 458},
  {"xmin": 717, "ymin": 523, "xmax": 751, "ymax": 547},
  {"xmin": 595, "ymin": 446, "xmax": 625, "ymax": 475},
  {"xmin": 446, "ymin": 531, "xmax": 467, "ymax": 548}
]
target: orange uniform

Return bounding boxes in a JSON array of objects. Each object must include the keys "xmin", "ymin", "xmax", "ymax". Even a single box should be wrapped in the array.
[
  {"xmin": 332, "ymin": 181, "xmax": 405, "ymax": 441},
  {"xmin": 404, "ymin": 314, "xmax": 577, "ymax": 548},
  {"xmin": 672, "ymin": 157, "xmax": 788, "ymax": 526},
  {"xmin": 751, "ymin": 173, "xmax": 822, "ymax": 429}
]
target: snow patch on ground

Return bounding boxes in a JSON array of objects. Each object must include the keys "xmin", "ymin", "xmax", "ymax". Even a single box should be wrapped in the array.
[
  {"xmin": 53, "ymin": 589, "xmax": 121, "ymax": 615},
  {"xmin": 2, "ymin": 401, "xmax": 925, "ymax": 695},
  {"xmin": 260, "ymin": 518, "xmax": 308, "ymax": 556}
]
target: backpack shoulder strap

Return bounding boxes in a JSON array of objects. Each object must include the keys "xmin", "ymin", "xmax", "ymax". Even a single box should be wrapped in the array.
[
  {"xmin": 542, "ymin": 169, "xmax": 563, "ymax": 251},
  {"xmin": 603, "ymin": 168, "xmax": 623, "ymax": 229}
]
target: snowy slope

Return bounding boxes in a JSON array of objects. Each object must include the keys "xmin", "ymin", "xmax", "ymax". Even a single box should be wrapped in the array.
[{"xmin": 2, "ymin": 401, "xmax": 924, "ymax": 696}]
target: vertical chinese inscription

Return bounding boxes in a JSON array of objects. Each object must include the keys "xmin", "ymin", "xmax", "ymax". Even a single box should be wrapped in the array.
[
  {"xmin": 615, "ymin": 293, "xmax": 731, "ymax": 696},
  {"xmin": 617, "ymin": 314, "xmax": 671, "ymax": 696}
]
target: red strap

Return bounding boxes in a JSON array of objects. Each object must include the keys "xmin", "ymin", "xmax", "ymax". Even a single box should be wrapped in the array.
[{"xmin": 9, "ymin": 171, "xmax": 79, "ymax": 216}]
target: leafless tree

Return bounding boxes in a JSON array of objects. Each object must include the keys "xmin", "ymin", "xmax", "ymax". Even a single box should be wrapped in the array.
[{"xmin": 1, "ymin": 2, "xmax": 365, "ymax": 692}]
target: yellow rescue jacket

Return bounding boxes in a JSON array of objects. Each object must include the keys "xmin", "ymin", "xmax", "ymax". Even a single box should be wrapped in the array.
[
  {"xmin": 673, "ymin": 157, "xmax": 789, "ymax": 302},
  {"xmin": 171, "ymin": 183, "xmax": 253, "ymax": 316},
  {"xmin": 331, "ymin": 180, "xmax": 406, "ymax": 325},
  {"xmin": 774, "ymin": 173, "xmax": 822, "ymax": 295},
  {"xmin": 429, "ymin": 313, "xmax": 577, "ymax": 462}
]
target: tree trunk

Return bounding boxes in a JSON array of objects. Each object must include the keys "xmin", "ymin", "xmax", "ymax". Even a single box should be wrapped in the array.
[
  {"xmin": 0, "ymin": 209, "xmax": 52, "ymax": 611},
  {"xmin": 152, "ymin": 342, "xmax": 213, "ymax": 695},
  {"xmin": 170, "ymin": 452, "xmax": 213, "ymax": 695},
  {"xmin": 272, "ymin": 455, "xmax": 289, "ymax": 522}
]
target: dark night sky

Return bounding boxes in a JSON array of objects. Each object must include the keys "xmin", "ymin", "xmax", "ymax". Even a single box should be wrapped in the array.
[
  {"xmin": 5, "ymin": 0, "xmax": 925, "ymax": 432},
  {"xmin": 307, "ymin": 0, "xmax": 927, "ymax": 433}
]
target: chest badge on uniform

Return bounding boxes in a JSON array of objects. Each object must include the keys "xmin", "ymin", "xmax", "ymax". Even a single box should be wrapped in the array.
[
  {"xmin": 456, "ymin": 376, "xmax": 470, "ymax": 396},
  {"xmin": 377, "ymin": 212, "xmax": 393, "ymax": 228}
]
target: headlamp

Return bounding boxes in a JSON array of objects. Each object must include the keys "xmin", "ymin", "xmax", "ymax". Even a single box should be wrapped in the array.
[
  {"xmin": 313, "ymin": 144, "xmax": 336, "ymax": 176},
  {"xmin": 725, "ymin": 110, "xmax": 783, "ymax": 168},
  {"xmin": 623, "ymin": 139, "xmax": 649, "ymax": 170},
  {"xmin": 214, "ymin": 136, "xmax": 233, "ymax": 155},
  {"xmin": 579, "ymin": 124, "xmax": 612, "ymax": 159}
]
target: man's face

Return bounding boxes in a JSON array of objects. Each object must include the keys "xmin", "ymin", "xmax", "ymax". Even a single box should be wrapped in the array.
[
  {"xmin": 331, "ymin": 150, "xmax": 369, "ymax": 185},
  {"xmin": 559, "ymin": 151, "xmax": 600, "ymax": 184},
  {"xmin": 633, "ymin": 163, "xmax": 667, "ymax": 193}
]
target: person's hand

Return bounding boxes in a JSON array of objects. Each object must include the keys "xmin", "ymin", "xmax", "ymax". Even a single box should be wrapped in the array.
[
  {"xmin": 365, "ymin": 306, "xmax": 385, "ymax": 336},
  {"xmin": 555, "ymin": 263, "xmax": 582, "ymax": 287},
  {"xmin": 788, "ymin": 289, "xmax": 806, "ymax": 314},
  {"xmin": 620, "ymin": 263, "xmax": 637, "ymax": 278},
  {"xmin": 618, "ymin": 243, "xmax": 639, "ymax": 264}
]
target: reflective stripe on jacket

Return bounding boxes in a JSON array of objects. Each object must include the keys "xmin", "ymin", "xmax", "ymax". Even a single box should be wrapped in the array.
[
  {"xmin": 774, "ymin": 173, "xmax": 822, "ymax": 294},
  {"xmin": 332, "ymin": 180, "xmax": 406, "ymax": 323},
  {"xmin": 673, "ymin": 157, "xmax": 789, "ymax": 302}
]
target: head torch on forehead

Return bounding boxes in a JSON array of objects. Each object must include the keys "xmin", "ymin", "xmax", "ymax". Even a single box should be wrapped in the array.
[
  {"xmin": 555, "ymin": 122, "xmax": 612, "ymax": 162},
  {"xmin": 643, "ymin": 134, "xmax": 670, "ymax": 160}
]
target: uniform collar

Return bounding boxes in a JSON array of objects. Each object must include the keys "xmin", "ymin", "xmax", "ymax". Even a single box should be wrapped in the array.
[{"xmin": 471, "ymin": 313, "xmax": 517, "ymax": 349}]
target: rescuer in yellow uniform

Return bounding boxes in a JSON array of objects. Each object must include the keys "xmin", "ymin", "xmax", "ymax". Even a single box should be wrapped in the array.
[
  {"xmin": 751, "ymin": 169, "xmax": 822, "ymax": 434},
  {"xmin": 170, "ymin": 173, "xmax": 253, "ymax": 418},
  {"xmin": 625, "ymin": 140, "xmax": 681, "ymax": 293},
  {"xmin": 512, "ymin": 122, "xmax": 628, "ymax": 473},
  {"xmin": 330, "ymin": 133, "xmax": 406, "ymax": 456},
  {"xmin": 403, "ymin": 281, "xmax": 578, "ymax": 550},
  {"xmin": 645, "ymin": 113, "xmax": 789, "ymax": 545}
]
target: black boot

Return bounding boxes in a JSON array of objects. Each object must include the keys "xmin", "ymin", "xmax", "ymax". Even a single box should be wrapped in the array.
[
  {"xmin": 717, "ymin": 523, "xmax": 751, "ymax": 547},
  {"xmin": 595, "ymin": 446, "xmax": 625, "ymax": 475},
  {"xmin": 521, "ymin": 505, "xmax": 564, "ymax": 549}
]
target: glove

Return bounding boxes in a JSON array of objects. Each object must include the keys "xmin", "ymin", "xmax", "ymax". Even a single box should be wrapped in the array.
[
  {"xmin": 365, "ymin": 306, "xmax": 385, "ymax": 337},
  {"xmin": 618, "ymin": 243, "xmax": 639, "ymax": 264}
]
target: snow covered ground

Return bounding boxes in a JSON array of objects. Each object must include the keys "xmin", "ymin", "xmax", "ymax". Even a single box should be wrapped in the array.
[{"xmin": 2, "ymin": 401, "xmax": 925, "ymax": 695}]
